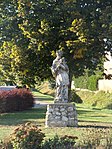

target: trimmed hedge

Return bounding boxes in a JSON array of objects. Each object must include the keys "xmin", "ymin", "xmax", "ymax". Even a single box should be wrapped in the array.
[{"xmin": 0, "ymin": 89, "xmax": 34, "ymax": 113}]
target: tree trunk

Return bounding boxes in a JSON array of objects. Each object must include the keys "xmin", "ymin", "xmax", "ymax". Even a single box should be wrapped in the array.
[{"xmin": 68, "ymin": 71, "xmax": 73, "ymax": 102}]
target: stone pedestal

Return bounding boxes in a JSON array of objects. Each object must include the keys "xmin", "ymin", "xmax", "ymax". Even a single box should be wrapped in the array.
[{"xmin": 45, "ymin": 103, "xmax": 78, "ymax": 127}]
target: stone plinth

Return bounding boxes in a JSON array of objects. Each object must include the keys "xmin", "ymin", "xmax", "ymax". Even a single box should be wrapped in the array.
[{"xmin": 45, "ymin": 103, "xmax": 78, "ymax": 127}]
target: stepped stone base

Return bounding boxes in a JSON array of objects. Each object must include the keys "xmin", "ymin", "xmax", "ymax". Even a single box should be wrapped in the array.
[{"xmin": 45, "ymin": 103, "xmax": 78, "ymax": 127}]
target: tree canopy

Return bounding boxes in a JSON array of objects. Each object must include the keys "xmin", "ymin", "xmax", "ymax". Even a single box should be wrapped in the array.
[{"xmin": 0, "ymin": 0, "xmax": 112, "ymax": 86}]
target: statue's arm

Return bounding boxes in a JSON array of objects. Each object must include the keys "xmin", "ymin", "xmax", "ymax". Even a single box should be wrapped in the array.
[
  {"xmin": 51, "ymin": 61, "xmax": 59, "ymax": 77},
  {"xmin": 59, "ymin": 63, "xmax": 69, "ymax": 72}
]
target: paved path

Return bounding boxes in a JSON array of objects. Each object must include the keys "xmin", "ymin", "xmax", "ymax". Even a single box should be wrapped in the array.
[
  {"xmin": 33, "ymin": 102, "xmax": 48, "ymax": 108},
  {"xmin": 33, "ymin": 97, "xmax": 53, "ymax": 108}
]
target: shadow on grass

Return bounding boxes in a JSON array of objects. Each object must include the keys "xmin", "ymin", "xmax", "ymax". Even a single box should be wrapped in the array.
[
  {"xmin": 0, "ymin": 108, "xmax": 46, "ymax": 126},
  {"xmin": 92, "ymin": 108, "xmax": 102, "ymax": 110},
  {"xmin": 78, "ymin": 120, "xmax": 112, "ymax": 129},
  {"xmin": 90, "ymin": 115, "xmax": 108, "ymax": 117},
  {"xmin": 76, "ymin": 105, "xmax": 102, "ymax": 111},
  {"xmin": 77, "ymin": 109, "xmax": 94, "ymax": 115}
]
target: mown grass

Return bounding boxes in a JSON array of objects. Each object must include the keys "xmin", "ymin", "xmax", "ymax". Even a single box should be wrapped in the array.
[
  {"xmin": 0, "ymin": 107, "xmax": 46, "ymax": 140},
  {"xmin": 0, "ymin": 108, "xmax": 46, "ymax": 126},
  {"xmin": 0, "ymin": 91, "xmax": 112, "ymax": 145},
  {"xmin": 33, "ymin": 91, "xmax": 54, "ymax": 103},
  {"xmin": 77, "ymin": 104, "xmax": 112, "ymax": 124}
]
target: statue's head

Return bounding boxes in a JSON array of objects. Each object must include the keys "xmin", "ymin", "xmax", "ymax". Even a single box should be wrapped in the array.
[{"xmin": 56, "ymin": 50, "xmax": 63, "ymax": 57}]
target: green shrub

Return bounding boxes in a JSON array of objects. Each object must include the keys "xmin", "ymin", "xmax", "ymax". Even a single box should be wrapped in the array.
[
  {"xmin": 0, "ymin": 89, "xmax": 34, "ymax": 113},
  {"xmin": 73, "ymin": 75, "xmax": 88, "ymax": 89},
  {"xmin": 11, "ymin": 122, "xmax": 45, "ymax": 149},
  {"xmin": 87, "ymin": 75, "xmax": 98, "ymax": 91},
  {"xmin": 73, "ymin": 69, "xmax": 102, "ymax": 91},
  {"xmin": 42, "ymin": 135, "xmax": 77, "ymax": 149}
]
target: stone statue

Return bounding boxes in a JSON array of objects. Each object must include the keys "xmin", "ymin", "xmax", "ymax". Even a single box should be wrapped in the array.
[{"xmin": 51, "ymin": 50, "xmax": 69, "ymax": 103}]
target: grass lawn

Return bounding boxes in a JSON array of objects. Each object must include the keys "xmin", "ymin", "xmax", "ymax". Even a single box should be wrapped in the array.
[
  {"xmin": 33, "ymin": 91, "xmax": 54, "ymax": 104},
  {"xmin": 0, "ymin": 91, "xmax": 112, "ymax": 142},
  {"xmin": 77, "ymin": 104, "xmax": 112, "ymax": 124}
]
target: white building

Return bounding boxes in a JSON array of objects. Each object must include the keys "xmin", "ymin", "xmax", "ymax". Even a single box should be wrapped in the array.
[
  {"xmin": 104, "ymin": 51, "xmax": 112, "ymax": 77},
  {"xmin": 98, "ymin": 51, "xmax": 112, "ymax": 92}
]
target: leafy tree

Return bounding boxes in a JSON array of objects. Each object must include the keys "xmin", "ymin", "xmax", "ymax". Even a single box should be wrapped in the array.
[
  {"xmin": 16, "ymin": 0, "xmax": 88, "ymax": 85},
  {"xmin": 0, "ymin": 0, "xmax": 29, "ymax": 85},
  {"xmin": 0, "ymin": 0, "xmax": 112, "ymax": 91}
]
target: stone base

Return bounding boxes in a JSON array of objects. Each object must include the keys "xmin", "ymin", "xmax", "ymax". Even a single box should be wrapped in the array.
[{"xmin": 45, "ymin": 103, "xmax": 78, "ymax": 127}]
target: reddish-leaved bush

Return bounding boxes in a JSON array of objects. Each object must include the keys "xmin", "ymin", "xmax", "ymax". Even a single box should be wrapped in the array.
[{"xmin": 0, "ymin": 89, "xmax": 34, "ymax": 113}]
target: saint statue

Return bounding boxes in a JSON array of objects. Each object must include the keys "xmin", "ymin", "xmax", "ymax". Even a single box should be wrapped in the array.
[{"xmin": 51, "ymin": 50, "xmax": 69, "ymax": 103}]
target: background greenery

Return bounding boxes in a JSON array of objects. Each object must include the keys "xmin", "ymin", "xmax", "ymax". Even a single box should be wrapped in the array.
[
  {"xmin": 0, "ymin": 0, "xmax": 112, "ymax": 87},
  {"xmin": 73, "ymin": 68, "xmax": 103, "ymax": 91}
]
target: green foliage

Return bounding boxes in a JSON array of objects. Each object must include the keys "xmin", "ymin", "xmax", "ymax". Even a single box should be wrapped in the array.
[
  {"xmin": 42, "ymin": 135, "xmax": 77, "ymax": 149},
  {"xmin": 73, "ymin": 75, "xmax": 88, "ymax": 89},
  {"xmin": 87, "ymin": 75, "xmax": 98, "ymax": 91},
  {"xmin": 0, "ymin": 0, "xmax": 112, "ymax": 87},
  {"xmin": 73, "ymin": 69, "xmax": 103, "ymax": 91},
  {"xmin": 11, "ymin": 122, "xmax": 45, "ymax": 149},
  {"xmin": 0, "ymin": 40, "xmax": 41, "ymax": 86}
]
